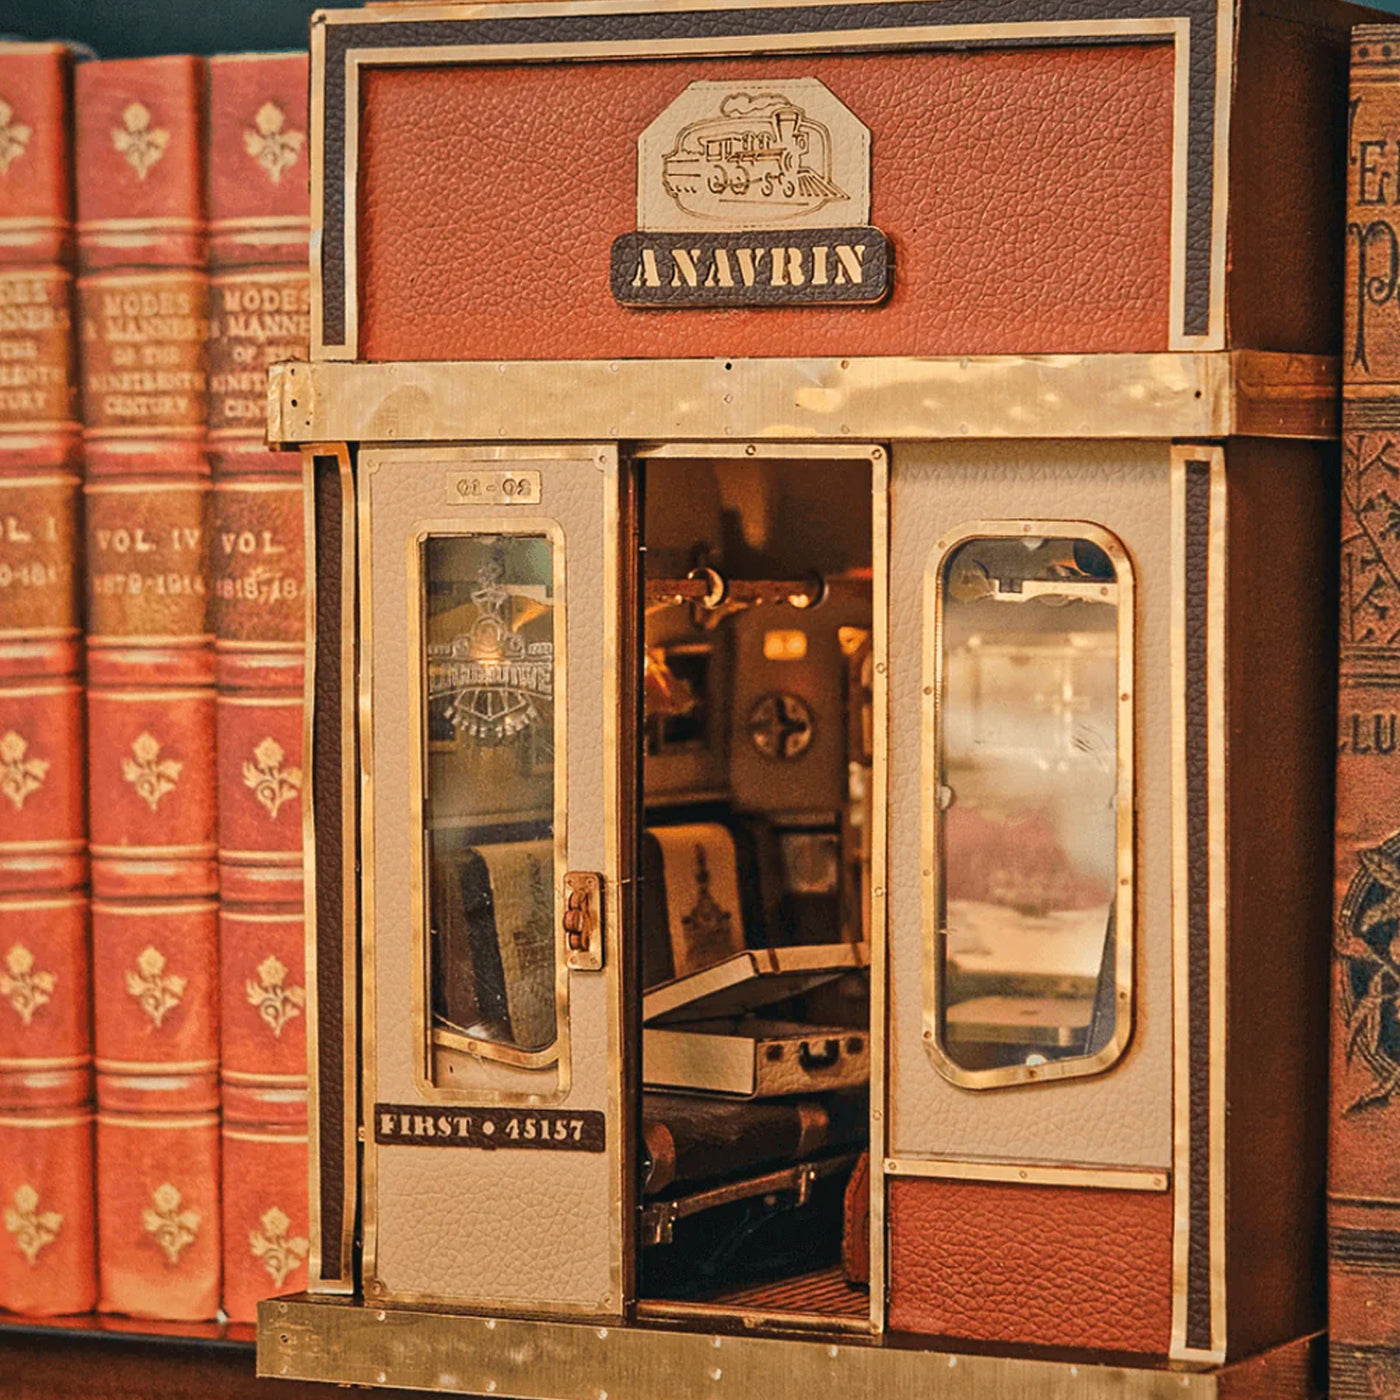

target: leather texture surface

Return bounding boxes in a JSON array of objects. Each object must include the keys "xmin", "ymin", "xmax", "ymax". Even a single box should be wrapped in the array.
[
  {"xmin": 887, "ymin": 1176, "xmax": 1173, "ymax": 1354},
  {"xmin": 366, "ymin": 450, "xmax": 619, "ymax": 1310},
  {"xmin": 357, "ymin": 44, "xmax": 1174, "ymax": 362},
  {"xmin": 0, "ymin": 1112, "xmax": 96, "ymax": 1316},
  {"xmin": 842, "ymin": 1150, "xmax": 870, "ymax": 1284},
  {"xmin": 95, "ymin": 1108, "xmax": 220, "ymax": 1320},
  {"xmin": 0, "ymin": 46, "xmax": 95, "ymax": 1319},
  {"xmin": 219, "ymin": 1110, "xmax": 311, "ymax": 1323},
  {"xmin": 0, "ymin": 45, "xmax": 72, "ymax": 266},
  {"xmin": 206, "ymin": 52, "xmax": 313, "ymax": 1321},
  {"xmin": 886, "ymin": 441, "xmax": 1173, "ymax": 1168}
]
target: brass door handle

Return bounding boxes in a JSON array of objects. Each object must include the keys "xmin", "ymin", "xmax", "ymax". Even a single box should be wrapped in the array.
[{"xmin": 564, "ymin": 871, "xmax": 604, "ymax": 971}]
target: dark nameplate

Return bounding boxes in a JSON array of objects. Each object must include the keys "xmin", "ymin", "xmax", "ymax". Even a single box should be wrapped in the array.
[
  {"xmin": 611, "ymin": 227, "xmax": 891, "ymax": 308},
  {"xmin": 374, "ymin": 1104, "xmax": 605, "ymax": 1152}
]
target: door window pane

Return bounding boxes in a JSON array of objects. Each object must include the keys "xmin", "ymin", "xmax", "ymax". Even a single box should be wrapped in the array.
[
  {"xmin": 422, "ymin": 533, "xmax": 559, "ymax": 1063},
  {"xmin": 929, "ymin": 527, "xmax": 1133, "ymax": 1087}
]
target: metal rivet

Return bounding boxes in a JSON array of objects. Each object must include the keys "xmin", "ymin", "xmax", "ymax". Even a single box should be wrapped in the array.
[
  {"xmin": 948, "ymin": 1356, "xmax": 958, "ymax": 1369},
  {"xmin": 485, "ymin": 1318, "xmax": 497, "ymax": 1329},
  {"xmin": 828, "ymin": 1346, "xmax": 839, "ymax": 1358},
  {"xmin": 712, "ymin": 1337, "xmax": 723, "ymax": 1349},
  {"xmin": 598, "ymin": 1328, "xmax": 609, "ymax": 1339},
  {"xmin": 745, "ymin": 445, "xmax": 757, "ymax": 457},
  {"xmin": 486, "ymin": 1382, "xmax": 498, "ymax": 1394},
  {"xmin": 710, "ymin": 1368, "xmax": 723, "ymax": 1381},
  {"xmin": 376, "ymin": 1311, "xmax": 386, "ymax": 1322},
  {"xmin": 377, "ymin": 1372, "xmax": 387, "ymax": 1384}
]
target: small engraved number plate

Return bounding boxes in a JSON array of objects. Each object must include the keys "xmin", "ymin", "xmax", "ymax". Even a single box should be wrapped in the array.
[
  {"xmin": 374, "ymin": 1103, "xmax": 605, "ymax": 1152},
  {"xmin": 445, "ymin": 469, "xmax": 543, "ymax": 506}
]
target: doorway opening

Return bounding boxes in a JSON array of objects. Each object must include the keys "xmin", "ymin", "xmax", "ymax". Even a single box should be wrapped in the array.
[{"xmin": 632, "ymin": 446, "xmax": 878, "ymax": 1333}]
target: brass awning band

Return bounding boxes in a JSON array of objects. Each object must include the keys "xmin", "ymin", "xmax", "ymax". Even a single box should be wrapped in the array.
[{"xmin": 267, "ymin": 351, "xmax": 1338, "ymax": 446}]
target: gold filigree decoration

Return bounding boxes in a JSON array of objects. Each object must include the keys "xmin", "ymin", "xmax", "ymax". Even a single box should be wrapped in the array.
[
  {"xmin": 0, "ymin": 99, "xmax": 32, "ymax": 174},
  {"xmin": 243, "ymin": 101, "xmax": 304, "ymax": 185},
  {"xmin": 125, "ymin": 945, "xmax": 186, "ymax": 1028},
  {"xmin": 0, "ymin": 945, "xmax": 56, "ymax": 1027},
  {"xmin": 246, "ymin": 954, "xmax": 305, "ymax": 1039},
  {"xmin": 122, "ymin": 731, "xmax": 182, "ymax": 813},
  {"xmin": 142, "ymin": 1183, "xmax": 199, "ymax": 1265},
  {"xmin": 249, "ymin": 1206, "xmax": 309, "ymax": 1289},
  {"xmin": 0, "ymin": 731, "xmax": 49, "ymax": 811},
  {"xmin": 4, "ymin": 1184, "xmax": 61, "ymax": 1265},
  {"xmin": 112, "ymin": 101, "xmax": 169, "ymax": 179},
  {"xmin": 242, "ymin": 737, "xmax": 302, "ymax": 821}
]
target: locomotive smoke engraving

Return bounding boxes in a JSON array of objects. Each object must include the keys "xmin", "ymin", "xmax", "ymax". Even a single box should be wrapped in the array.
[{"xmin": 660, "ymin": 92, "xmax": 849, "ymax": 224}]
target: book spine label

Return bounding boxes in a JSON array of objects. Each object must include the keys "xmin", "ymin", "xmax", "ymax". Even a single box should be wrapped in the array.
[
  {"xmin": 1334, "ymin": 28, "xmax": 1400, "ymax": 1398},
  {"xmin": 0, "ymin": 41, "xmax": 94, "ymax": 1318},
  {"xmin": 76, "ymin": 54, "xmax": 220, "ymax": 1322},
  {"xmin": 206, "ymin": 51, "xmax": 311, "ymax": 1323}
]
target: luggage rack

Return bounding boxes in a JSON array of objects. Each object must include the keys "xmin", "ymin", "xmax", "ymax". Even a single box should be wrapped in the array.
[{"xmin": 641, "ymin": 1153, "xmax": 858, "ymax": 1249}]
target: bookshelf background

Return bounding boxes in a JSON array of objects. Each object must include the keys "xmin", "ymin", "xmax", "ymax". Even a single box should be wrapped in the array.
[
  {"xmin": 4, "ymin": 2, "xmax": 333, "ymax": 58},
  {"xmin": 0, "ymin": 9, "xmax": 346, "ymax": 1398}
]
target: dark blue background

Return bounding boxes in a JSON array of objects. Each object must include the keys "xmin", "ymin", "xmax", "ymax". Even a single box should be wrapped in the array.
[{"xmin": 4, "ymin": 0, "xmax": 1400, "ymax": 57}]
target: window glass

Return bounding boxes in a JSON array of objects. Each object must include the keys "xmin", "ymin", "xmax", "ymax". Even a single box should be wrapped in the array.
[
  {"xmin": 422, "ymin": 534, "xmax": 558, "ymax": 1062},
  {"xmin": 932, "ymin": 529, "xmax": 1131, "ymax": 1085}
]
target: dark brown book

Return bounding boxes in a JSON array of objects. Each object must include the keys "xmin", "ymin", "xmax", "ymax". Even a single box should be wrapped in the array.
[{"xmin": 1334, "ymin": 26, "xmax": 1400, "ymax": 1399}]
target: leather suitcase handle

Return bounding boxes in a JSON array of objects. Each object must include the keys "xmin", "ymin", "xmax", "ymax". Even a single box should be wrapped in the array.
[{"xmin": 799, "ymin": 1038, "xmax": 841, "ymax": 1070}]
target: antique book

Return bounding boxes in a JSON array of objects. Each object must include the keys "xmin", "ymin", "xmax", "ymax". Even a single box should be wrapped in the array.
[
  {"xmin": 0, "ymin": 40, "xmax": 96, "ymax": 1318},
  {"xmin": 206, "ymin": 51, "xmax": 312, "ymax": 1324},
  {"xmin": 1334, "ymin": 26, "xmax": 1400, "ymax": 1399},
  {"xmin": 75, "ymin": 55, "xmax": 220, "ymax": 1321}
]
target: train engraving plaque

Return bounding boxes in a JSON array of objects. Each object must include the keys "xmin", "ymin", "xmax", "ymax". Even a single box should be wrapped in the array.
[{"xmin": 615, "ymin": 78, "xmax": 886, "ymax": 308}]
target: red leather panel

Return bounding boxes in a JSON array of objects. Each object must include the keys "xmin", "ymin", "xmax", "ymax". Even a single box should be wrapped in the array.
[
  {"xmin": 888, "ymin": 1176, "xmax": 1173, "ymax": 1354},
  {"xmin": 358, "ymin": 44, "xmax": 1174, "ymax": 362}
]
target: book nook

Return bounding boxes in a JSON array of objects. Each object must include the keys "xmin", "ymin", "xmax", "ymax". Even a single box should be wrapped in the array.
[{"xmin": 6, "ymin": 2, "xmax": 1400, "ymax": 1398}]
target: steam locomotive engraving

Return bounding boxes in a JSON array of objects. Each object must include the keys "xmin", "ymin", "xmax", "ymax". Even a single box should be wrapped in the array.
[{"xmin": 660, "ymin": 91, "xmax": 849, "ymax": 222}]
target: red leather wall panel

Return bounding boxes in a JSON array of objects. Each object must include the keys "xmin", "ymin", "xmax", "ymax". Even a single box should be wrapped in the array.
[
  {"xmin": 358, "ymin": 43, "xmax": 1175, "ymax": 362},
  {"xmin": 888, "ymin": 1176, "xmax": 1174, "ymax": 1354}
]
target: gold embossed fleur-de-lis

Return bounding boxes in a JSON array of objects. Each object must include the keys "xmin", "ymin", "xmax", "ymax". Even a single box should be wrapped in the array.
[
  {"xmin": 0, "ymin": 731, "xmax": 48, "ymax": 812},
  {"xmin": 125, "ymin": 945, "xmax": 186, "ymax": 1028},
  {"xmin": 243, "ymin": 100, "xmax": 304, "ymax": 185},
  {"xmin": 142, "ymin": 1183, "xmax": 199, "ymax": 1265},
  {"xmin": 122, "ymin": 731, "xmax": 182, "ymax": 813},
  {"xmin": 0, "ymin": 98, "xmax": 32, "ymax": 174},
  {"xmin": 4, "ymin": 1184, "xmax": 61, "ymax": 1266},
  {"xmin": 0, "ymin": 945, "xmax": 56, "ymax": 1028},
  {"xmin": 245, "ymin": 954, "xmax": 305, "ymax": 1039},
  {"xmin": 242, "ymin": 737, "xmax": 302, "ymax": 821},
  {"xmin": 112, "ymin": 101, "xmax": 169, "ymax": 179},
  {"xmin": 248, "ymin": 1205, "xmax": 309, "ymax": 1289}
]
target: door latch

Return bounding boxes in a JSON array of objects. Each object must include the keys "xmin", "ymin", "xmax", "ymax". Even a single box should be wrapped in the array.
[{"xmin": 564, "ymin": 871, "xmax": 604, "ymax": 971}]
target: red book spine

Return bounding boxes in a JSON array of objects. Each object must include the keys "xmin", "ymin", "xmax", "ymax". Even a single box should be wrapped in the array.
[
  {"xmin": 206, "ymin": 53, "xmax": 311, "ymax": 1323},
  {"xmin": 75, "ymin": 55, "xmax": 220, "ymax": 1321},
  {"xmin": 0, "ymin": 41, "xmax": 96, "ymax": 1318}
]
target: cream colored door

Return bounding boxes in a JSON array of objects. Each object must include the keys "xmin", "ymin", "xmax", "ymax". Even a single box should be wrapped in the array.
[{"xmin": 358, "ymin": 443, "xmax": 625, "ymax": 1316}]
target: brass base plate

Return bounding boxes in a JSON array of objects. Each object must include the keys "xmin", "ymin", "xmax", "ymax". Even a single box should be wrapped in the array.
[{"xmin": 257, "ymin": 1296, "xmax": 1320, "ymax": 1399}]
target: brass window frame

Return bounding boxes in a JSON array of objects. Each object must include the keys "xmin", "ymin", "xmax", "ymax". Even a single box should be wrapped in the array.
[
  {"xmin": 408, "ymin": 518, "xmax": 570, "ymax": 1078},
  {"xmin": 921, "ymin": 518, "xmax": 1136, "ymax": 1091}
]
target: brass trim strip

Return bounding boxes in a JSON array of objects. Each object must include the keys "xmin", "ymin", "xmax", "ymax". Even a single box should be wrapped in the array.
[
  {"xmin": 269, "ymin": 353, "xmax": 1338, "ymax": 447},
  {"xmin": 259, "ymin": 1294, "xmax": 1250, "ymax": 1398},
  {"xmin": 884, "ymin": 1158, "xmax": 1169, "ymax": 1192}
]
